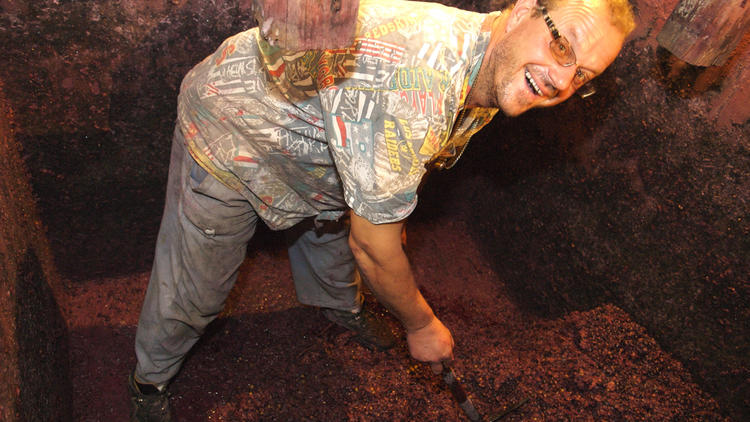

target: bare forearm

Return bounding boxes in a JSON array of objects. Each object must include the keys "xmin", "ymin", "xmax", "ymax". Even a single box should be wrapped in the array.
[
  {"xmin": 348, "ymin": 212, "xmax": 454, "ymax": 365},
  {"xmin": 355, "ymin": 242, "xmax": 435, "ymax": 331},
  {"xmin": 348, "ymin": 214, "xmax": 435, "ymax": 332}
]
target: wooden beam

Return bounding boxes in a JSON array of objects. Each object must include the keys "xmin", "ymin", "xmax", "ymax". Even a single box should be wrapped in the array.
[
  {"xmin": 657, "ymin": 0, "xmax": 750, "ymax": 66},
  {"xmin": 253, "ymin": 0, "xmax": 359, "ymax": 51}
]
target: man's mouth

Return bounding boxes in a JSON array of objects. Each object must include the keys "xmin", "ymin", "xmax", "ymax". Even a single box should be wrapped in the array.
[{"xmin": 525, "ymin": 69, "xmax": 543, "ymax": 96}]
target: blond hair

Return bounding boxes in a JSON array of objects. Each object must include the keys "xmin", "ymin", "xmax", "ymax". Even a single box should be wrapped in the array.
[{"xmin": 492, "ymin": 0, "xmax": 636, "ymax": 36}]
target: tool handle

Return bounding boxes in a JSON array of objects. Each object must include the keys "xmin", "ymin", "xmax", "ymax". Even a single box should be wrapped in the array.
[{"xmin": 442, "ymin": 365, "xmax": 482, "ymax": 421}]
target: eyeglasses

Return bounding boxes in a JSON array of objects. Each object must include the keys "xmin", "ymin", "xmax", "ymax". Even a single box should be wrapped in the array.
[{"xmin": 540, "ymin": 6, "xmax": 596, "ymax": 98}]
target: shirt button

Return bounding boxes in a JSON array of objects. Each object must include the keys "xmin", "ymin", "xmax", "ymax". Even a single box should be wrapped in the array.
[{"xmin": 204, "ymin": 228, "xmax": 216, "ymax": 236}]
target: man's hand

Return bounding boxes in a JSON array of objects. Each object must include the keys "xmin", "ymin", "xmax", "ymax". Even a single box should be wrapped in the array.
[
  {"xmin": 406, "ymin": 316, "xmax": 455, "ymax": 373},
  {"xmin": 348, "ymin": 212, "xmax": 455, "ymax": 367}
]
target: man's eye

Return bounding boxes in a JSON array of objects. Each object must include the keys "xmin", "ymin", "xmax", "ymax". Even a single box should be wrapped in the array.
[{"xmin": 574, "ymin": 68, "xmax": 589, "ymax": 85}]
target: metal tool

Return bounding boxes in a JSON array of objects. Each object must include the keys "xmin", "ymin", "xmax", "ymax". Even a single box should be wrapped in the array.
[
  {"xmin": 441, "ymin": 363, "xmax": 482, "ymax": 421},
  {"xmin": 440, "ymin": 363, "xmax": 529, "ymax": 421}
]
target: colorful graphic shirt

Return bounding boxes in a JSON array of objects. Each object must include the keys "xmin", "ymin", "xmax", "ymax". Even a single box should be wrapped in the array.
[{"xmin": 177, "ymin": 0, "xmax": 498, "ymax": 230}]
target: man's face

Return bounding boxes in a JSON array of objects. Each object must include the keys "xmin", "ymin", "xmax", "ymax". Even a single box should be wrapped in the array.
[{"xmin": 486, "ymin": 0, "xmax": 625, "ymax": 116}]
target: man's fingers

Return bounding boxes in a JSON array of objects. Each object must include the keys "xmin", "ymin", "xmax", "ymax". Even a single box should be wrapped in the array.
[
  {"xmin": 430, "ymin": 357, "xmax": 455, "ymax": 375},
  {"xmin": 405, "ymin": 317, "xmax": 454, "ymax": 366}
]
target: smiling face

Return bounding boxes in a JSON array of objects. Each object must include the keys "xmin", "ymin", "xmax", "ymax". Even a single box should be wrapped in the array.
[{"xmin": 470, "ymin": 0, "xmax": 626, "ymax": 116}]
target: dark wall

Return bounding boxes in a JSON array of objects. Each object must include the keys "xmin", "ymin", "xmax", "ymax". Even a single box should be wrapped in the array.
[
  {"xmin": 0, "ymin": 83, "xmax": 70, "ymax": 421},
  {"xmin": 15, "ymin": 249, "xmax": 71, "ymax": 422},
  {"xmin": 0, "ymin": 0, "xmax": 257, "ymax": 278}
]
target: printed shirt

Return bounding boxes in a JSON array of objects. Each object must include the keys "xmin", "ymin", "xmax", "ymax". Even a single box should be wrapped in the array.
[{"xmin": 177, "ymin": 0, "xmax": 498, "ymax": 230}]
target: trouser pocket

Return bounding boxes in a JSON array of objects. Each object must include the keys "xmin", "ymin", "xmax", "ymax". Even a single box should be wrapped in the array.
[{"xmin": 181, "ymin": 162, "xmax": 257, "ymax": 239}]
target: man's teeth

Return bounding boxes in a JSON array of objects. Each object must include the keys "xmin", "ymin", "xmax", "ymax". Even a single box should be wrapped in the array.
[{"xmin": 525, "ymin": 70, "xmax": 542, "ymax": 96}]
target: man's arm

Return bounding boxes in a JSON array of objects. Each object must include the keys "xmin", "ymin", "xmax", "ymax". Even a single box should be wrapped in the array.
[{"xmin": 349, "ymin": 212, "xmax": 454, "ymax": 370}]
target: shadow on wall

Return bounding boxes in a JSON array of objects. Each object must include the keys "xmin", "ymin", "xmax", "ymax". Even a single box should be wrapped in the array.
[
  {"xmin": 15, "ymin": 249, "xmax": 72, "ymax": 421},
  {"xmin": 0, "ymin": 0, "xmax": 257, "ymax": 279},
  {"xmin": 417, "ymin": 82, "xmax": 623, "ymax": 315}
]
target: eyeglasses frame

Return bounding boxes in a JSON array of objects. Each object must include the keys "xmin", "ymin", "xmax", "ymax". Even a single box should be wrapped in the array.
[{"xmin": 539, "ymin": 6, "xmax": 596, "ymax": 98}]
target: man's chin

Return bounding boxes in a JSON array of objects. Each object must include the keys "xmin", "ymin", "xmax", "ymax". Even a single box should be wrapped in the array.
[
  {"xmin": 494, "ymin": 85, "xmax": 540, "ymax": 117},
  {"xmin": 496, "ymin": 93, "xmax": 535, "ymax": 117},
  {"xmin": 500, "ymin": 109, "xmax": 517, "ymax": 117},
  {"xmin": 498, "ymin": 103, "xmax": 530, "ymax": 118}
]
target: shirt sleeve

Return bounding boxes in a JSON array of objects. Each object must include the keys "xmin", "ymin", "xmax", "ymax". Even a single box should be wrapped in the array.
[{"xmin": 321, "ymin": 84, "xmax": 430, "ymax": 224}]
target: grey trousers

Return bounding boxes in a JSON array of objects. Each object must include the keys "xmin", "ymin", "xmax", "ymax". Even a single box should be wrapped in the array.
[{"xmin": 134, "ymin": 129, "xmax": 362, "ymax": 386}]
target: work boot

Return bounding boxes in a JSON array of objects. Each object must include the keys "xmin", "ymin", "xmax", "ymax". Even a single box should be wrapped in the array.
[
  {"xmin": 127, "ymin": 372, "xmax": 171, "ymax": 422},
  {"xmin": 322, "ymin": 303, "xmax": 396, "ymax": 351}
]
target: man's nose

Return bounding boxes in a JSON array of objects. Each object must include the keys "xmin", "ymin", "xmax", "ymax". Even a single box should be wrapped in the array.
[{"xmin": 549, "ymin": 63, "xmax": 578, "ymax": 94}]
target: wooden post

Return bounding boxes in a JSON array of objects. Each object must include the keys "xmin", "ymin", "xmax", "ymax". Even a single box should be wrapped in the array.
[
  {"xmin": 253, "ymin": 0, "xmax": 360, "ymax": 50},
  {"xmin": 657, "ymin": 0, "xmax": 750, "ymax": 66}
]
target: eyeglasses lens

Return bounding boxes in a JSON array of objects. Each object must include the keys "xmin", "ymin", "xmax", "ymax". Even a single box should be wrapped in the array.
[
  {"xmin": 550, "ymin": 37, "xmax": 575, "ymax": 67},
  {"xmin": 543, "ymin": 8, "xmax": 596, "ymax": 98}
]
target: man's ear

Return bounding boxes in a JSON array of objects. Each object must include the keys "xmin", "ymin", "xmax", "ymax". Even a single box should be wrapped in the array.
[{"xmin": 506, "ymin": 0, "xmax": 537, "ymax": 32}]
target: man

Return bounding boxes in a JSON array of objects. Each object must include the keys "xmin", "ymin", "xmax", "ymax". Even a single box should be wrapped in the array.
[{"xmin": 128, "ymin": 0, "xmax": 635, "ymax": 420}]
